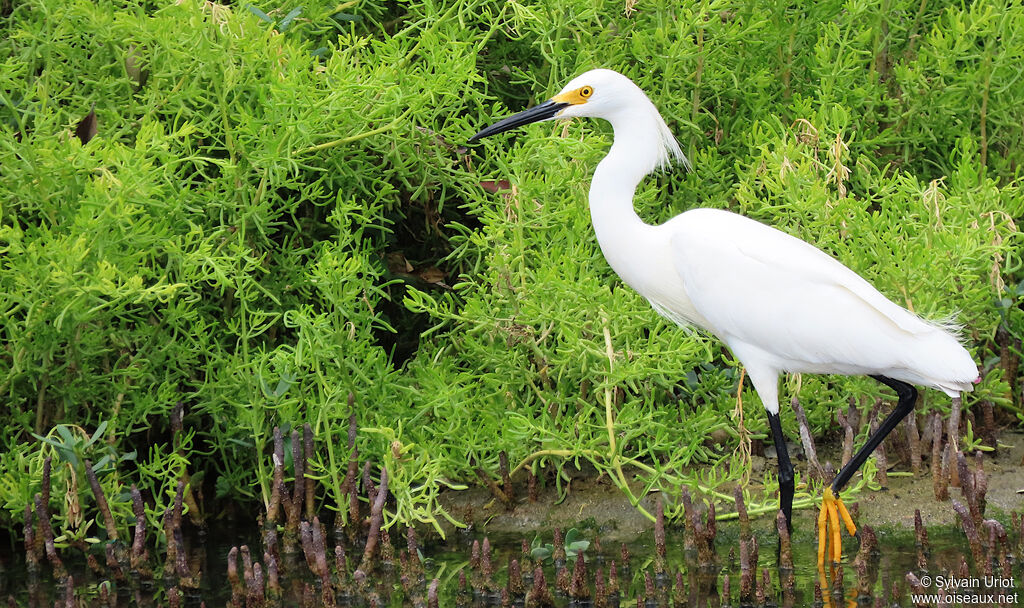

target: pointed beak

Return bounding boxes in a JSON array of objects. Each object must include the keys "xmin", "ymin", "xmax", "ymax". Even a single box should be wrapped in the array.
[{"xmin": 469, "ymin": 99, "xmax": 570, "ymax": 142}]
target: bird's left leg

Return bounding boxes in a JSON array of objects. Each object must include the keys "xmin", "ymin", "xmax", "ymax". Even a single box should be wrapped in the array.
[
  {"xmin": 818, "ymin": 375, "xmax": 918, "ymax": 564},
  {"xmin": 767, "ymin": 411, "xmax": 794, "ymax": 530},
  {"xmin": 740, "ymin": 363, "xmax": 792, "ymax": 527}
]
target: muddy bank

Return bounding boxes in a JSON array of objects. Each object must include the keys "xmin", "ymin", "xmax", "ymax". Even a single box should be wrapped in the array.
[
  {"xmin": 439, "ymin": 431, "xmax": 1024, "ymax": 541},
  {"xmin": 852, "ymin": 429, "xmax": 1023, "ymax": 527}
]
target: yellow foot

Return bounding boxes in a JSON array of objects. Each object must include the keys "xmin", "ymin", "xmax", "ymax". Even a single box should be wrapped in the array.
[{"xmin": 816, "ymin": 486, "xmax": 857, "ymax": 565}]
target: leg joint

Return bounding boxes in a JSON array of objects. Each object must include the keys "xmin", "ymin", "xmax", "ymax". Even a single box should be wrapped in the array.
[{"xmin": 870, "ymin": 375, "xmax": 917, "ymax": 407}]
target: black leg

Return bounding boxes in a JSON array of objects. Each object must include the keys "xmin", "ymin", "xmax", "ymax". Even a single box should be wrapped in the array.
[
  {"xmin": 831, "ymin": 375, "xmax": 917, "ymax": 493},
  {"xmin": 768, "ymin": 411, "xmax": 794, "ymax": 530}
]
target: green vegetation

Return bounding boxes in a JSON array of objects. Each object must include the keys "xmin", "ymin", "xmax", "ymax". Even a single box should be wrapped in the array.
[
  {"xmin": 530, "ymin": 528, "xmax": 590, "ymax": 562},
  {"xmin": 1, "ymin": 0, "xmax": 1022, "ymax": 545}
]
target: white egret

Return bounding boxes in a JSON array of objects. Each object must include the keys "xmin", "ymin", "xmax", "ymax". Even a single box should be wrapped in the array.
[{"xmin": 469, "ymin": 68, "xmax": 979, "ymax": 564}]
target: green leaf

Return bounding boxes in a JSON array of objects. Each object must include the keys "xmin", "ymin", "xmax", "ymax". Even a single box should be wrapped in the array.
[
  {"xmin": 273, "ymin": 373, "xmax": 296, "ymax": 397},
  {"xmin": 33, "ymin": 436, "xmax": 67, "ymax": 451},
  {"xmin": 55, "ymin": 425, "xmax": 76, "ymax": 446},
  {"xmin": 278, "ymin": 7, "xmax": 302, "ymax": 31},
  {"xmin": 215, "ymin": 476, "xmax": 234, "ymax": 499},
  {"xmin": 86, "ymin": 420, "xmax": 108, "ymax": 447},
  {"xmin": 564, "ymin": 528, "xmax": 585, "ymax": 545},
  {"xmin": 92, "ymin": 455, "xmax": 111, "ymax": 472},
  {"xmin": 246, "ymin": 5, "xmax": 273, "ymax": 22}
]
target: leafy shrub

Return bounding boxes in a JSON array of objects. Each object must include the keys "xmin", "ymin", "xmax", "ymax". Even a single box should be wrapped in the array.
[{"xmin": 0, "ymin": 0, "xmax": 1021, "ymax": 538}]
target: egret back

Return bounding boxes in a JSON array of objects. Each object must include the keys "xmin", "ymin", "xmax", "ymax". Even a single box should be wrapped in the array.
[{"xmin": 664, "ymin": 208, "xmax": 978, "ymax": 396}]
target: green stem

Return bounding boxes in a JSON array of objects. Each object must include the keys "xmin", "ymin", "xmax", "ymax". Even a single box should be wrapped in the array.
[
  {"xmin": 299, "ymin": 107, "xmax": 412, "ymax": 154},
  {"xmin": 398, "ymin": 2, "xmax": 461, "ymax": 69},
  {"xmin": 602, "ymin": 315, "xmax": 655, "ymax": 521},
  {"xmin": 509, "ymin": 449, "xmax": 603, "ymax": 478},
  {"xmin": 715, "ymin": 495, "xmax": 819, "ymax": 521}
]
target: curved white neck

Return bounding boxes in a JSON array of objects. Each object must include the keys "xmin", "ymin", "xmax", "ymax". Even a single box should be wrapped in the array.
[
  {"xmin": 586, "ymin": 113, "xmax": 670, "ymax": 289},
  {"xmin": 588, "ymin": 112, "xmax": 666, "ymax": 247}
]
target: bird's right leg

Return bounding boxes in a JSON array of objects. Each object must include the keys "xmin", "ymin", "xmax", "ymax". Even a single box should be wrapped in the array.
[
  {"xmin": 830, "ymin": 375, "xmax": 918, "ymax": 493},
  {"xmin": 818, "ymin": 375, "xmax": 917, "ymax": 565}
]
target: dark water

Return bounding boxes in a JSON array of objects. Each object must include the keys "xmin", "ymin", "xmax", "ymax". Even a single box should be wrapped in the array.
[{"xmin": 0, "ymin": 520, "xmax": 1018, "ymax": 607}]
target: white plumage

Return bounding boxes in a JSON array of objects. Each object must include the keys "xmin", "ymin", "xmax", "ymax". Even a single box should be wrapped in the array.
[
  {"xmin": 470, "ymin": 68, "xmax": 979, "ymax": 561},
  {"xmin": 553, "ymin": 69, "xmax": 978, "ymax": 413}
]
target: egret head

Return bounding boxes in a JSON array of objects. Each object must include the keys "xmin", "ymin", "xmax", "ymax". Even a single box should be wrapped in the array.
[
  {"xmin": 470, "ymin": 68, "xmax": 689, "ymax": 171},
  {"xmin": 546, "ymin": 68, "xmax": 641, "ymax": 120}
]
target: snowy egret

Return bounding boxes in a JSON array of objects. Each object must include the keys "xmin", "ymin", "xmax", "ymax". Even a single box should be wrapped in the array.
[{"xmin": 470, "ymin": 69, "xmax": 979, "ymax": 564}]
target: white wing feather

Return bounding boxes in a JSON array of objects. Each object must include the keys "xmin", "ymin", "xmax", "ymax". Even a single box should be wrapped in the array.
[{"xmin": 664, "ymin": 208, "xmax": 976, "ymax": 393}]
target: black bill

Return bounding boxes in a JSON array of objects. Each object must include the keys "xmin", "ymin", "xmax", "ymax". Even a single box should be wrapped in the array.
[{"xmin": 469, "ymin": 99, "xmax": 570, "ymax": 142}]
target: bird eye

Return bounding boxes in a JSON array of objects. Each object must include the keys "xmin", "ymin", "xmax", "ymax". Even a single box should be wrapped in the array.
[{"xmin": 580, "ymin": 86, "xmax": 593, "ymax": 98}]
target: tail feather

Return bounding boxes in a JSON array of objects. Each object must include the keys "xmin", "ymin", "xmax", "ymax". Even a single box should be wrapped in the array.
[{"xmin": 905, "ymin": 323, "xmax": 978, "ymax": 397}]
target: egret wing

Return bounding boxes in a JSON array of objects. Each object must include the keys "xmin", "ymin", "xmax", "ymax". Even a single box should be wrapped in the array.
[{"xmin": 666, "ymin": 209, "xmax": 936, "ymax": 370}]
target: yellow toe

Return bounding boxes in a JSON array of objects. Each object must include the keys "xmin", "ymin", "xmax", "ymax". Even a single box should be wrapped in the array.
[
  {"xmin": 836, "ymin": 494, "xmax": 857, "ymax": 537},
  {"xmin": 817, "ymin": 486, "xmax": 856, "ymax": 566},
  {"xmin": 829, "ymin": 498, "xmax": 841, "ymax": 563},
  {"xmin": 817, "ymin": 493, "xmax": 829, "ymax": 565}
]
